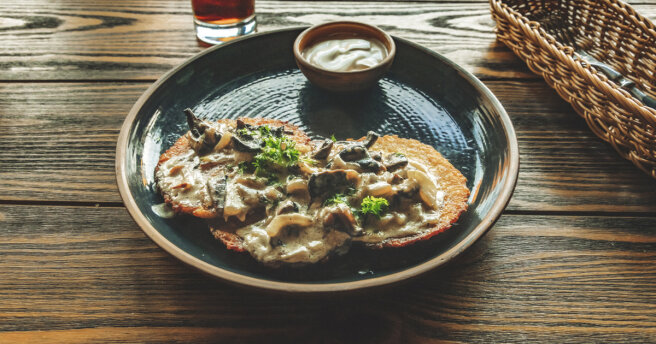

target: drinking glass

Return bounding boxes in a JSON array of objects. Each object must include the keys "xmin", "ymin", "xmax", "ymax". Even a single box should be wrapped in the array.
[{"xmin": 191, "ymin": 0, "xmax": 256, "ymax": 44}]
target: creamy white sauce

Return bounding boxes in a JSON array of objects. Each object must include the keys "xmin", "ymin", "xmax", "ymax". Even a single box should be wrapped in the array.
[
  {"xmin": 303, "ymin": 38, "xmax": 387, "ymax": 72},
  {"xmin": 156, "ymin": 122, "xmax": 452, "ymax": 265},
  {"xmin": 237, "ymin": 218, "xmax": 350, "ymax": 264},
  {"xmin": 156, "ymin": 149, "xmax": 210, "ymax": 209},
  {"xmin": 151, "ymin": 203, "xmax": 176, "ymax": 218}
]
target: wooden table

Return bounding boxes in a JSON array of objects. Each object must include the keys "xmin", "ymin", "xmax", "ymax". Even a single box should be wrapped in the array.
[{"xmin": 1, "ymin": 0, "xmax": 656, "ymax": 342}]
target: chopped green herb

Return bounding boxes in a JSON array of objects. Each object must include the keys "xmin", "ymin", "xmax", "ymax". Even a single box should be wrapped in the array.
[
  {"xmin": 330, "ymin": 134, "xmax": 337, "ymax": 142},
  {"xmin": 360, "ymin": 196, "xmax": 389, "ymax": 218},
  {"xmin": 258, "ymin": 125, "xmax": 271, "ymax": 136},
  {"xmin": 324, "ymin": 193, "xmax": 349, "ymax": 206},
  {"xmin": 238, "ymin": 161, "xmax": 253, "ymax": 174},
  {"xmin": 237, "ymin": 128, "xmax": 252, "ymax": 137},
  {"xmin": 235, "ymin": 125, "xmax": 301, "ymax": 178},
  {"xmin": 266, "ymin": 176, "xmax": 282, "ymax": 187},
  {"xmin": 238, "ymin": 125, "xmax": 270, "ymax": 137},
  {"xmin": 301, "ymin": 157, "xmax": 318, "ymax": 166},
  {"xmin": 253, "ymin": 134, "xmax": 300, "ymax": 176}
]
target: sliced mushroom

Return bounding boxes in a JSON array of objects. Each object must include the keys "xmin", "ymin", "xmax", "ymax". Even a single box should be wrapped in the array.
[
  {"xmin": 335, "ymin": 143, "xmax": 384, "ymax": 173},
  {"xmin": 276, "ymin": 200, "xmax": 300, "ymax": 215},
  {"xmin": 206, "ymin": 174, "xmax": 227, "ymax": 211},
  {"xmin": 339, "ymin": 144, "xmax": 368, "ymax": 161},
  {"xmin": 362, "ymin": 131, "xmax": 380, "ymax": 148},
  {"xmin": 233, "ymin": 175, "xmax": 266, "ymax": 189},
  {"xmin": 308, "ymin": 169, "xmax": 360, "ymax": 199},
  {"xmin": 236, "ymin": 119, "xmax": 252, "ymax": 130},
  {"xmin": 231, "ymin": 135, "xmax": 262, "ymax": 153},
  {"xmin": 237, "ymin": 184, "xmax": 262, "ymax": 207},
  {"xmin": 384, "ymin": 153, "xmax": 408, "ymax": 172},
  {"xmin": 409, "ymin": 159, "xmax": 430, "ymax": 173},
  {"xmin": 367, "ymin": 182, "xmax": 393, "ymax": 197},
  {"xmin": 406, "ymin": 170, "xmax": 440, "ymax": 209},
  {"xmin": 212, "ymin": 131, "xmax": 232, "ymax": 152},
  {"xmin": 311, "ymin": 139, "xmax": 334, "ymax": 160},
  {"xmin": 184, "ymin": 108, "xmax": 220, "ymax": 154},
  {"xmin": 266, "ymin": 213, "xmax": 313, "ymax": 237},
  {"xmin": 223, "ymin": 183, "xmax": 249, "ymax": 222},
  {"xmin": 370, "ymin": 151, "xmax": 382, "ymax": 161},
  {"xmin": 297, "ymin": 160, "xmax": 318, "ymax": 175},
  {"xmin": 262, "ymin": 187, "xmax": 282, "ymax": 201},
  {"xmin": 322, "ymin": 203, "xmax": 362, "ymax": 236},
  {"xmin": 356, "ymin": 158, "xmax": 384, "ymax": 173},
  {"xmin": 286, "ymin": 178, "xmax": 308, "ymax": 194},
  {"xmin": 184, "ymin": 108, "xmax": 207, "ymax": 137}
]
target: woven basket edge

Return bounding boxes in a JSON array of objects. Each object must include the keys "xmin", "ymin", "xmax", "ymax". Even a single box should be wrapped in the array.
[
  {"xmin": 489, "ymin": 0, "xmax": 656, "ymax": 127},
  {"xmin": 489, "ymin": 0, "xmax": 656, "ymax": 179}
]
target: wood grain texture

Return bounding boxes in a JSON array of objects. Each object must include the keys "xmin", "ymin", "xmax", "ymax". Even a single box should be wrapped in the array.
[
  {"xmin": 0, "ymin": 204, "xmax": 654, "ymax": 343},
  {"xmin": 2, "ymin": 0, "xmax": 656, "ymax": 342},
  {"xmin": 1, "ymin": 81, "xmax": 655, "ymax": 211},
  {"xmin": 0, "ymin": 0, "xmax": 654, "ymax": 81}
]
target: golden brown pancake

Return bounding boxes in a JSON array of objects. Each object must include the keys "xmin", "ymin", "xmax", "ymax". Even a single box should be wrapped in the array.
[
  {"xmin": 156, "ymin": 117, "xmax": 469, "ymax": 258},
  {"xmin": 356, "ymin": 135, "xmax": 469, "ymax": 248},
  {"xmin": 155, "ymin": 118, "xmax": 312, "ymax": 219}
]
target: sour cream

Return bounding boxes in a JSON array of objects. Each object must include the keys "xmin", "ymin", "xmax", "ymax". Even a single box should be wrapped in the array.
[{"xmin": 303, "ymin": 38, "xmax": 387, "ymax": 72}]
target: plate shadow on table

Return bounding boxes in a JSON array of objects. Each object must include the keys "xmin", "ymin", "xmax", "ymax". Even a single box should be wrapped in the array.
[{"xmin": 126, "ymin": 217, "xmax": 494, "ymax": 343}]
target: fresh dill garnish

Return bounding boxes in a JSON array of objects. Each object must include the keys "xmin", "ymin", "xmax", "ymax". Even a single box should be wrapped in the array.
[
  {"xmin": 330, "ymin": 134, "xmax": 337, "ymax": 142},
  {"xmin": 360, "ymin": 196, "xmax": 389, "ymax": 218}
]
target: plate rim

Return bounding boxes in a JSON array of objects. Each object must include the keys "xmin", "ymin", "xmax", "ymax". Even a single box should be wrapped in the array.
[{"xmin": 115, "ymin": 27, "xmax": 519, "ymax": 293}]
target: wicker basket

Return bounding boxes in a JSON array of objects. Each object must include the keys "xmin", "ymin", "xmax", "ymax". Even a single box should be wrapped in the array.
[{"xmin": 490, "ymin": 0, "xmax": 656, "ymax": 178}]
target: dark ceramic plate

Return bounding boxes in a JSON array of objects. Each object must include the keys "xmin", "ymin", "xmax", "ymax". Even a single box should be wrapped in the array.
[{"xmin": 116, "ymin": 27, "xmax": 518, "ymax": 293}]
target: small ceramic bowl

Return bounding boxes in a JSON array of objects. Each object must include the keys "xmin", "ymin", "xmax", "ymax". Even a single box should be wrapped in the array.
[{"xmin": 293, "ymin": 21, "xmax": 396, "ymax": 92}]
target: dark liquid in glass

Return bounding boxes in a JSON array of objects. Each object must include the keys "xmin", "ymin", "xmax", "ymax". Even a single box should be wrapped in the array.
[{"xmin": 191, "ymin": 0, "xmax": 255, "ymax": 25}]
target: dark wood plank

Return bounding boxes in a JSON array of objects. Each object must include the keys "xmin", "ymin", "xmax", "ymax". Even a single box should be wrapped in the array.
[
  {"xmin": 489, "ymin": 81, "xmax": 656, "ymax": 213},
  {"xmin": 0, "ymin": 204, "xmax": 655, "ymax": 342},
  {"xmin": 0, "ymin": 83, "xmax": 136, "ymax": 203},
  {"xmin": 2, "ymin": 81, "xmax": 655, "ymax": 212},
  {"xmin": 0, "ymin": 0, "xmax": 653, "ymax": 80}
]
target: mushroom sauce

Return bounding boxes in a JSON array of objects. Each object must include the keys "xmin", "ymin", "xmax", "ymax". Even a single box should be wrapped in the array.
[{"xmin": 155, "ymin": 110, "xmax": 449, "ymax": 266}]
